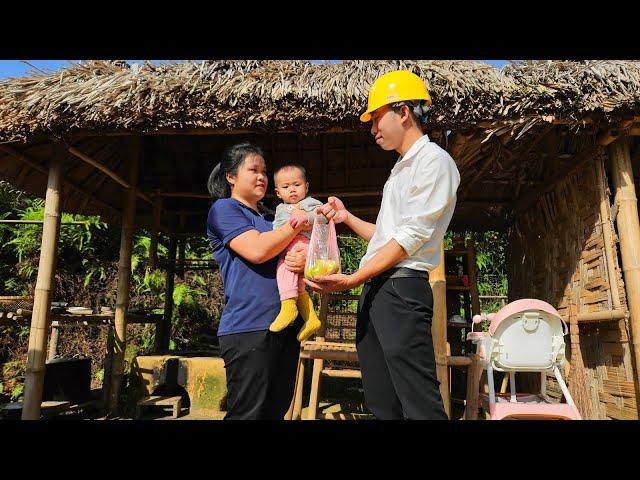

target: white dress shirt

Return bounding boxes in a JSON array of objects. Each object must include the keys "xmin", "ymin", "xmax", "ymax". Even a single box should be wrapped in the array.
[{"xmin": 359, "ymin": 134, "xmax": 460, "ymax": 272}]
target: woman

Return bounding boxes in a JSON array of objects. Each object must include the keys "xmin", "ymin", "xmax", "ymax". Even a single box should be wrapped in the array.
[{"xmin": 206, "ymin": 141, "xmax": 307, "ymax": 420}]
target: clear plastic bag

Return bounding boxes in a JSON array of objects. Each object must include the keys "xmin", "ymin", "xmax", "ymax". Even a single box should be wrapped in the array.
[{"xmin": 304, "ymin": 215, "xmax": 341, "ymax": 280}]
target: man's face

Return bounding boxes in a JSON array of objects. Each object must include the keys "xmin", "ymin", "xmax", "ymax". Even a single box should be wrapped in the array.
[{"xmin": 369, "ymin": 104, "xmax": 405, "ymax": 151}]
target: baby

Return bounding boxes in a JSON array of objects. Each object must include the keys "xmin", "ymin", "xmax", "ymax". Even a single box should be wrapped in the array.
[{"xmin": 270, "ymin": 163, "xmax": 323, "ymax": 342}]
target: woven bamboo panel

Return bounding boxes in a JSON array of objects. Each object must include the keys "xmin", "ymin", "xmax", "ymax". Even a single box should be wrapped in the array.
[
  {"xmin": 322, "ymin": 296, "xmax": 359, "ymax": 370},
  {"xmin": 509, "ymin": 154, "xmax": 635, "ymax": 419},
  {"xmin": 0, "ymin": 296, "xmax": 33, "ymax": 313}
]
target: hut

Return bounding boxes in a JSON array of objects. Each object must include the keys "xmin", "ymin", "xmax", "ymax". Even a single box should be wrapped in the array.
[{"xmin": 1, "ymin": 60, "xmax": 639, "ymax": 419}]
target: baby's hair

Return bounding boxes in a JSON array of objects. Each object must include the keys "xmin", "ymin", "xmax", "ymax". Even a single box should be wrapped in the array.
[{"xmin": 273, "ymin": 163, "xmax": 307, "ymax": 185}]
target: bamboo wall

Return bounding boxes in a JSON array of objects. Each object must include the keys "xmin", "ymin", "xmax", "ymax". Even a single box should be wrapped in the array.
[{"xmin": 509, "ymin": 153, "xmax": 636, "ymax": 419}]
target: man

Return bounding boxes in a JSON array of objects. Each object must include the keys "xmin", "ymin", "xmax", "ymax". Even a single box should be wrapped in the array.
[{"xmin": 305, "ymin": 70, "xmax": 460, "ymax": 420}]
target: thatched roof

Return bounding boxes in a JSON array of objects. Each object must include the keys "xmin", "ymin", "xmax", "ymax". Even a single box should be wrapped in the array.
[
  {"xmin": 1, "ymin": 60, "xmax": 638, "ymax": 143},
  {"xmin": 1, "ymin": 60, "xmax": 639, "ymax": 234}
]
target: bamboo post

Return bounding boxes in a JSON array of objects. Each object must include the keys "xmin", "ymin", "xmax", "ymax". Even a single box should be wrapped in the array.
[
  {"xmin": 177, "ymin": 212, "xmax": 187, "ymax": 280},
  {"xmin": 22, "ymin": 153, "xmax": 63, "ymax": 420},
  {"xmin": 568, "ymin": 272, "xmax": 593, "ymax": 419},
  {"xmin": 304, "ymin": 295, "xmax": 329, "ymax": 420},
  {"xmin": 609, "ymin": 138, "xmax": 640, "ymax": 415},
  {"xmin": 464, "ymin": 354, "xmax": 481, "ymax": 420},
  {"xmin": 290, "ymin": 360, "xmax": 306, "ymax": 420},
  {"xmin": 150, "ymin": 190, "xmax": 162, "ymax": 270},
  {"xmin": 101, "ymin": 325, "xmax": 115, "ymax": 409},
  {"xmin": 155, "ymin": 235, "xmax": 177, "ymax": 353},
  {"xmin": 430, "ymin": 241, "xmax": 450, "ymax": 418},
  {"xmin": 576, "ymin": 310, "xmax": 627, "ymax": 322},
  {"xmin": 467, "ymin": 238, "xmax": 481, "ymax": 317},
  {"xmin": 47, "ymin": 325, "xmax": 59, "ymax": 361},
  {"xmin": 596, "ymin": 156, "xmax": 622, "ymax": 310},
  {"xmin": 108, "ymin": 137, "xmax": 139, "ymax": 415},
  {"xmin": 306, "ymin": 358, "xmax": 324, "ymax": 420}
]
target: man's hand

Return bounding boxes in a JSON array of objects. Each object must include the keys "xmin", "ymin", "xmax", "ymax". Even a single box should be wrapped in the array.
[
  {"xmin": 284, "ymin": 243, "xmax": 307, "ymax": 273},
  {"xmin": 317, "ymin": 196, "xmax": 349, "ymax": 224},
  {"xmin": 304, "ymin": 273, "xmax": 361, "ymax": 294}
]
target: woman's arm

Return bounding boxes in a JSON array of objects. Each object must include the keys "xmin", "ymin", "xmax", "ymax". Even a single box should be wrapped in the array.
[{"xmin": 228, "ymin": 221, "xmax": 304, "ymax": 264}]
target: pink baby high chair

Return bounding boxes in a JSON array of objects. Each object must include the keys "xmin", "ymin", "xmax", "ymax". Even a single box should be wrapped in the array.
[{"xmin": 467, "ymin": 299, "xmax": 582, "ymax": 420}]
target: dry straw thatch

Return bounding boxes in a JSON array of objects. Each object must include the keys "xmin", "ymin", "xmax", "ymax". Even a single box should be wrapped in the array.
[{"xmin": 2, "ymin": 60, "xmax": 640, "ymax": 143}]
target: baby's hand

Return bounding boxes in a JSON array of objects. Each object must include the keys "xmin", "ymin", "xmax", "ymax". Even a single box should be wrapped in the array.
[{"xmin": 289, "ymin": 208, "xmax": 309, "ymax": 230}]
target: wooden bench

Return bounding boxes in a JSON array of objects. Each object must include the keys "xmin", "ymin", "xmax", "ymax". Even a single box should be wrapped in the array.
[
  {"xmin": 136, "ymin": 395, "xmax": 182, "ymax": 419},
  {"xmin": 0, "ymin": 400, "xmax": 94, "ymax": 419}
]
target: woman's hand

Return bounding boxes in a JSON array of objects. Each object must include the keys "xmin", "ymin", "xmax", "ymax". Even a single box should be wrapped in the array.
[
  {"xmin": 284, "ymin": 243, "xmax": 307, "ymax": 273},
  {"xmin": 317, "ymin": 196, "xmax": 349, "ymax": 224}
]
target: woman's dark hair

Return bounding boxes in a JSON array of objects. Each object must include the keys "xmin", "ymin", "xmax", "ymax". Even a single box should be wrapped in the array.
[{"xmin": 207, "ymin": 142, "xmax": 265, "ymax": 201}]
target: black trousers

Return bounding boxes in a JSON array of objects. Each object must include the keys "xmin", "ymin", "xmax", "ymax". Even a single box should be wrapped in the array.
[
  {"xmin": 218, "ymin": 318, "xmax": 301, "ymax": 420},
  {"xmin": 356, "ymin": 276, "xmax": 447, "ymax": 420}
]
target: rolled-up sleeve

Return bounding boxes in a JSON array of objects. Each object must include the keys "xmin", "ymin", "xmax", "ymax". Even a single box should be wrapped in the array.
[{"xmin": 392, "ymin": 152, "xmax": 460, "ymax": 256}]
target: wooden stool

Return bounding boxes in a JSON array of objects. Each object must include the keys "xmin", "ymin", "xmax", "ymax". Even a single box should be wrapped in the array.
[{"xmin": 136, "ymin": 395, "xmax": 182, "ymax": 419}]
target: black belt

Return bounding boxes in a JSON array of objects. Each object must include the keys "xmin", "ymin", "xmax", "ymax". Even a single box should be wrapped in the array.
[{"xmin": 367, "ymin": 267, "xmax": 429, "ymax": 284}]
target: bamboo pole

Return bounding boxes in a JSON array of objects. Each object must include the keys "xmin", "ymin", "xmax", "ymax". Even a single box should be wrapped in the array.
[
  {"xmin": 430, "ymin": 241, "xmax": 450, "ymax": 418},
  {"xmin": 305, "ymin": 295, "xmax": 329, "ymax": 420},
  {"xmin": 576, "ymin": 309, "xmax": 627, "ymax": 322},
  {"xmin": 101, "ymin": 325, "xmax": 115, "ymax": 409},
  {"xmin": 47, "ymin": 325, "xmax": 59, "ymax": 361},
  {"xmin": 0, "ymin": 220, "xmax": 88, "ymax": 225},
  {"xmin": 150, "ymin": 191, "xmax": 162, "ymax": 270},
  {"xmin": 609, "ymin": 137, "xmax": 640, "ymax": 416},
  {"xmin": 290, "ymin": 359, "xmax": 305, "ymax": 420},
  {"xmin": 593, "ymin": 156, "xmax": 621, "ymax": 310},
  {"xmin": 467, "ymin": 238, "xmax": 481, "ymax": 317},
  {"xmin": 464, "ymin": 354, "xmax": 482, "ymax": 420},
  {"xmin": 21, "ymin": 153, "xmax": 63, "ymax": 420},
  {"xmin": 155, "ymin": 235, "xmax": 177, "ymax": 354},
  {"xmin": 108, "ymin": 137, "xmax": 139, "ymax": 415},
  {"xmin": 177, "ymin": 212, "xmax": 187, "ymax": 279},
  {"xmin": 567, "ymin": 286, "xmax": 593, "ymax": 419}
]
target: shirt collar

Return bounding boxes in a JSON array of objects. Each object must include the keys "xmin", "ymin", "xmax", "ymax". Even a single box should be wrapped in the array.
[{"xmin": 392, "ymin": 134, "xmax": 431, "ymax": 173}]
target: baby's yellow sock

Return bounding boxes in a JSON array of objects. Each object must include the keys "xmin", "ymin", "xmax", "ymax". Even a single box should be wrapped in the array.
[
  {"xmin": 269, "ymin": 298, "xmax": 299, "ymax": 332},
  {"xmin": 296, "ymin": 292, "xmax": 322, "ymax": 342}
]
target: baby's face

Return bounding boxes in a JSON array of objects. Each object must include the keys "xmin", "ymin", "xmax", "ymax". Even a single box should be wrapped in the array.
[{"xmin": 274, "ymin": 167, "xmax": 309, "ymax": 204}]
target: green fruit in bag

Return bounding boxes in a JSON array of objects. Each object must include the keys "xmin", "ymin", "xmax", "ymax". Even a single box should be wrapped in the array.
[{"xmin": 305, "ymin": 259, "xmax": 339, "ymax": 279}]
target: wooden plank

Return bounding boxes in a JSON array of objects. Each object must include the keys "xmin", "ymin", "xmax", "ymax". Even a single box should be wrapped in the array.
[
  {"xmin": 318, "ymin": 412, "xmax": 374, "ymax": 420},
  {"xmin": 321, "ymin": 369, "xmax": 361, "ymax": 379},
  {"xmin": 137, "ymin": 395, "xmax": 182, "ymax": 407},
  {"xmin": 447, "ymin": 356, "xmax": 472, "ymax": 367}
]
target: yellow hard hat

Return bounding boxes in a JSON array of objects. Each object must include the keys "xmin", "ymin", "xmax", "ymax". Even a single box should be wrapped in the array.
[{"xmin": 360, "ymin": 70, "xmax": 432, "ymax": 122}]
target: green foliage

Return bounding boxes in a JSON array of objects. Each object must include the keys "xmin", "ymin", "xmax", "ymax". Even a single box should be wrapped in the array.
[{"xmin": 337, "ymin": 235, "xmax": 368, "ymax": 296}]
